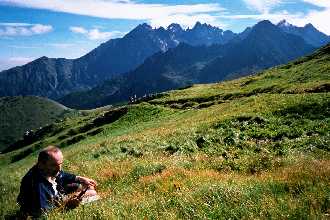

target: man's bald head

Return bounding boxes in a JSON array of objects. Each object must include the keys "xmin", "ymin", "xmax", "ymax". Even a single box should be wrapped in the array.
[
  {"xmin": 37, "ymin": 146, "xmax": 63, "ymax": 177},
  {"xmin": 38, "ymin": 146, "xmax": 62, "ymax": 163}
]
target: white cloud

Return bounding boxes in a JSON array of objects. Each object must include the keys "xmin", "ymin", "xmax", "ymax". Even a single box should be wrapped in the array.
[
  {"xmin": 243, "ymin": 0, "xmax": 282, "ymax": 13},
  {"xmin": 218, "ymin": 10, "xmax": 303, "ymax": 24},
  {"xmin": 0, "ymin": 0, "xmax": 225, "ymax": 28},
  {"xmin": 0, "ymin": 22, "xmax": 32, "ymax": 26},
  {"xmin": 8, "ymin": 45, "xmax": 40, "ymax": 49},
  {"xmin": 70, "ymin": 26, "xmax": 124, "ymax": 40},
  {"xmin": 0, "ymin": 23, "xmax": 53, "ymax": 37},
  {"xmin": 30, "ymin": 24, "xmax": 52, "ymax": 34},
  {"xmin": 8, "ymin": 43, "xmax": 75, "ymax": 49},
  {"xmin": 48, "ymin": 43, "xmax": 75, "ymax": 48},
  {"xmin": 111, "ymin": 0, "xmax": 132, "ymax": 3},
  {"xmin": 70, "ymin": 26, "xmax": 88, "ymax": 34},
  {"xmin": 0, "ymin": 56, "xmax": 35, "ymax": 71},
  {"xmin": 8, "ymin": 56, "xmax": 34, "ymax": 63},
  {"xmin": 88, "ymin": 29, "xmax": 121, "ymax": 40},
  {"xmin": 302, "ymin": 0, "xmax": 330, "ymax": 8},
  {"xmin": 150, "ymin": 13, "xmax": 226, "ymax": 29},
  {"xmin": 221, "ymin": 0, "xmax": 330, "ymax": 35},
  {"xmin": 296, "ymin": 0, "xmax": 330, "ymax": 35}
]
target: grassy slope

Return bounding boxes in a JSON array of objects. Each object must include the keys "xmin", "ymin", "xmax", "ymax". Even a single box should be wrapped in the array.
[
  {"xmin": 0, "ymin": 45, "xmax": 329, "ymax": 219},
  {"xmin": 0, "ymin": 96, "xmax": 70, "ymax": 152}
]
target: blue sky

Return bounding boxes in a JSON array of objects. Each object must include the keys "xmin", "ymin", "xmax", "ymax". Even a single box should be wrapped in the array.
[{"xmin": 0, "ymin": 0, "xmax": 329, "ymax": 71}]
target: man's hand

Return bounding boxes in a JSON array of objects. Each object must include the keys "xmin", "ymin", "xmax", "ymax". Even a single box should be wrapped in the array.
[{"xmin": 76, "ymin": 176, "xmax": 97, "ymax": 188}]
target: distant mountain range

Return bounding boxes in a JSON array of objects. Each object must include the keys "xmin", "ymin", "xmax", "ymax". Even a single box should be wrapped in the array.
[
  {"xmin": 0, "ymin": 20, "xmax": 329, "ymax": 108},
  {"xmin": 0, "ymin": 22, "xmax": 237, "ymax": 99},
  {"xmin": 277, "ymin": 19, "xmax": 330, "ymax": 47},
  {"xmin": 58, "ymin": 20, "xmax": 316, "ymax": 109}
]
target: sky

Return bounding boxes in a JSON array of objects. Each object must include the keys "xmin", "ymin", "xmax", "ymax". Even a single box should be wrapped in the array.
[{"xmin": 0, "ymin": 0, "xmax": 329, "ymax": 71}]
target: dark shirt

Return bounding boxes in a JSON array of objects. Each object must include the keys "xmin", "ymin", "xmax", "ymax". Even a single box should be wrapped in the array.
[{"xmin": 17, "ymin": 165, "xmax": 77, "ymax": 217}]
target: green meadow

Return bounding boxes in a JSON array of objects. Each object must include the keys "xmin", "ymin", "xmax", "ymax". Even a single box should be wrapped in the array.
[{"xmin": 0, "ymin": 45, "xmax": 329, "ymax": 219}]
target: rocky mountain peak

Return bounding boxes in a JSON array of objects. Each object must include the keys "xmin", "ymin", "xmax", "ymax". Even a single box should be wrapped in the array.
[
  {"xmin": 32, "ymin": 56, "xmax": 49, "ymax": 64},
  {"xmin": 277, "ymin": 19, "xmax": 330, "ymax": 47},
  {"xmin": 254, "ymin": 20, "xmax": 274, "ymax": 29},
  {"xmin": 137, "ymin": 23, "xmax": 152, "ymax": 30},
  {"xmin": 167, "ymin": 23, "xmax": 183, "ymax": 33},
  {"xmin": 192, "ymin": 22, "xmax": 220, "ymax": 31},
  {"xmin": 129, "ymin": 23, "xmax": 153, "ymax": 35},
  {"xmin": 304, "ymin": 23, "xmax": 316, "ymax": 30},
  {"xmin": 277, "ymin": 19, "xmax": 293, "ymax": 27},
  {"xmin": 250, "ymin": 20, "xmax": 279, "ymax": 35}
]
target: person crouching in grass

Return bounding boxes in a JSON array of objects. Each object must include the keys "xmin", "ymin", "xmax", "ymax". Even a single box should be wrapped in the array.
[{"xmin": 17, "ymin": 145, "xmax": 99, "ymax": 218}]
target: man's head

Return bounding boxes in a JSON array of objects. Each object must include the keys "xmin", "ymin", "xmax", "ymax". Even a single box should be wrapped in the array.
[{"xmin": 37, "ymin": 146, "xmax": 63, "ymax": 177}]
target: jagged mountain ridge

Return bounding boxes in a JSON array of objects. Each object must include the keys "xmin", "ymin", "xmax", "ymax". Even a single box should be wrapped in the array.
[
  {"xmin": 59, "ymin": 20, "xmax": 315, "ymax": 109},
  {"xmin": 58, "ymin": 43, "xmax": 229, "ymax": 108},
  {"xmin": 198, "ymin": 20, "xmax": 318, "ymax": 80},
  {"xmin": 0, "ymin": 22, "xmax": 237, "ymax": 99},
  {"xmin": 277, "ymin": 19, "xmax": 330, "ymax": 47},
  {"xmin": 0, "ymin": 20, "xmax": 328, "ymax": 102},
  {"xmin": 169, "ymin": 21, "xmax": 237, "ymax": 46}
]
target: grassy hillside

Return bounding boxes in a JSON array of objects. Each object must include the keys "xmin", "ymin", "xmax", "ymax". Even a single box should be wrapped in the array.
[
  {"xmin": 0, "ymin": 96, "xmax": 71, "ymax": 152},
  {"xmin": 0, "ymin": 44, "xmax": 329, "ymax": 219}
]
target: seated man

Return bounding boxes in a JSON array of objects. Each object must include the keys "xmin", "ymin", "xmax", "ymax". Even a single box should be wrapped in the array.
[{"xmin": 17, "ymin": 145, "xmax": 98, "ymax": 218}]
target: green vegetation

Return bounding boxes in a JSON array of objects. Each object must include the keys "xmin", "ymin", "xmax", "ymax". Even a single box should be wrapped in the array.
[
  {"xmin": 0, "ymin": 45, "xmax": 329, "ymax": 219},
  {"xmin": 0, "ymin": 96, "xmax": 71, "ymax": 152}
]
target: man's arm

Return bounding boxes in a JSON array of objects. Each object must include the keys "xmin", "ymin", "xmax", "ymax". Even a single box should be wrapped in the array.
[
  {"xmin": 75, "ymin": 176, "xmax": 97, "ymax": 188},
  {"xmin": 58, "ymin": 170, "xmax": 96, "ymax": 187},
  {"xmin": 59, "ymin": 170, "xmax": 76, "ymax": 183}
]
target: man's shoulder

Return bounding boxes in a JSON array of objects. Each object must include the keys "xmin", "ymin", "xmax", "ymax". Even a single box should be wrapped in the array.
[{"xmin": 21, "ymin": 166, "xmax": 44, "ymax": 185}]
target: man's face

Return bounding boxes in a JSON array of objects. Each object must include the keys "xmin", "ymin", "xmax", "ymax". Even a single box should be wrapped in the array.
[{"xmin": 43, "ymin": 151, "xmax": 63, "ymax": 177}]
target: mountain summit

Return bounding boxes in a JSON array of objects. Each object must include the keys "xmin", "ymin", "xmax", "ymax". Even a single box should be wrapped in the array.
[
  {"xmin": 277, "ymin": 19, "xmax": 330, "ymax": 47},
  {"xmin": 0, "ymin": 22, "xmax": 236, "ymax": 100},
  {"xmin": 59, "ymin": 20, "xmax": 316, "ymax": 109},
  {"xmin": 0, "ymin": 20, "xmax": 327, "ymax": 103}
]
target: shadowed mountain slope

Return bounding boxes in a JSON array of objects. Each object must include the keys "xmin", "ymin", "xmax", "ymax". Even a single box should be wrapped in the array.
[
  {"xmin": 0, "ymin": 96, "xmax": 70, "ymax": 152},
  {"xmin": 0, "ymin": 22, "xmax": 237, "ymax": 100},
  {"xmin": 59, "ymin": 20, "xmax": 315, "ymax": 109},
  {"xmin": 1, "ymin": 20, "xmax": 328, "ymax": 101}
]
